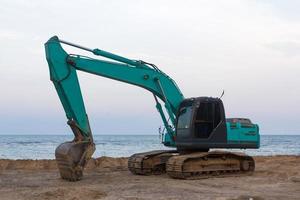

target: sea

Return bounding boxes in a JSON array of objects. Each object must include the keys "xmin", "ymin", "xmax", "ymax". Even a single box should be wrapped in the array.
[{"xmin": 0, "ymin": 135, "xmax": 299, "ymax": 159}]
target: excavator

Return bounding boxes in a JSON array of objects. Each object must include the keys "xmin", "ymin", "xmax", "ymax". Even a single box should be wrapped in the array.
[{"xmin": 45, "ymin": 36, "xmax": 260, "ymax": 181}]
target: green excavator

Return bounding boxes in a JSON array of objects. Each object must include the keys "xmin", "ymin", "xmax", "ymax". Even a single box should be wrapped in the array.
[{"xmin": 45, "ymin": 36, "xmax": 260, "ymax": 181}]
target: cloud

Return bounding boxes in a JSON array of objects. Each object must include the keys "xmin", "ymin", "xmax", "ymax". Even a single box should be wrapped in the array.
[
  {"xmin": 0, "ymin": 29, "xmax": 24, "ymax": 40},
  {"xmin": 264, "ymin": 41, "xmax": 300, "ymax": 57},
  {"xmin": 257, "ymin": 0, "xmax": 300, "ymax": 22}
]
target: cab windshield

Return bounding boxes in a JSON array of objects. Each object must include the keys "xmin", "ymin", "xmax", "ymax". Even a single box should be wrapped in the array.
[{"xmin": 177, "ymin": 106, "xmax": 193, "ymax": 129}]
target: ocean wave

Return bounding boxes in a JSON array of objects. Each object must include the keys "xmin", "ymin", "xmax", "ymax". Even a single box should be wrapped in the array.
[{"xmin": 0, "ymin": 135, "xmax": 299, "ymax": 159}]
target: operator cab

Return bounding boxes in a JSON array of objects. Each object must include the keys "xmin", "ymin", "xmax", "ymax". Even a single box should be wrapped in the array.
[{"xmin": 175, "ymin": 97, "xmax": 228, "ymax": 151}]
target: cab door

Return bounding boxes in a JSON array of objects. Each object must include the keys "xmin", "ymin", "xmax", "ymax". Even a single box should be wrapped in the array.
[{"xmin": 193, "ymin": 101, "xmax": 222, "ymax": 139}]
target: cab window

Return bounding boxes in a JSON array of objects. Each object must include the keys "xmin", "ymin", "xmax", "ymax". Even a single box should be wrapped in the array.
[{"xmin": 177, "ymin": 106, "xmax": 193, "ymax": 129}]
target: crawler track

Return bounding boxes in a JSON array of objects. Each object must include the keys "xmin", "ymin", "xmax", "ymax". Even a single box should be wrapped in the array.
[
  {"xmin": 166, "ymin": 151, "xmax": 255, "ymax": 179},
  {"xmin": 128, "ymin": 150, "xmax": 178, "ymax": 175}
]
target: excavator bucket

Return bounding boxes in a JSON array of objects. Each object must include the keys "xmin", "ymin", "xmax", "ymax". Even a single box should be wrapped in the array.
[{"xmin": 55, "ymin": 141, "xmax": 95, "ymax": 181}]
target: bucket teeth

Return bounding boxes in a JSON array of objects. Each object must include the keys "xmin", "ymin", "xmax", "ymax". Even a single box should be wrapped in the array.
[{"xmin": 55, "ymin": 141, "xmax": 95, "ymax": 181}]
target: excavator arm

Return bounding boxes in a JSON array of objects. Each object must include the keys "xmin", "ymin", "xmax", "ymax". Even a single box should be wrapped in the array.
[{"xmin": 45, "ymin": 36, "xmax": 184, "ymax": 180}]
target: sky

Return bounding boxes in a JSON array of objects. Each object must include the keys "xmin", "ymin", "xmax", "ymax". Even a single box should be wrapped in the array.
[{"xmin": 0, "ymin": 0, "xmax": 299, "ymax": 135}]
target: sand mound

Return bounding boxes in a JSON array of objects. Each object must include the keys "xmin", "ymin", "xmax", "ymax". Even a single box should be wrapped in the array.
[{"xmin": 0, "ymin": 157, "xmax": 128, "ymax": 171}]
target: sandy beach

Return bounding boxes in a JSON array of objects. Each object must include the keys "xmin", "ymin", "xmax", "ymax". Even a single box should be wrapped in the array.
[{"xmin": 0, "ymin": 156, "xmax": 299, "ymax": 200}]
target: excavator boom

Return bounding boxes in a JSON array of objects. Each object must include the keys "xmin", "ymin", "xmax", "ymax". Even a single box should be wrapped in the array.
[{"xmin": 45, "ymin": 36, "xmax": 184, "ymax": 145}]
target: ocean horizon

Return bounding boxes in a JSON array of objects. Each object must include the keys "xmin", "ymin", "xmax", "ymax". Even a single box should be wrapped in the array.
[{"xmin": 0, "ymin": 134, "xmax": 299, "ymax": 159}]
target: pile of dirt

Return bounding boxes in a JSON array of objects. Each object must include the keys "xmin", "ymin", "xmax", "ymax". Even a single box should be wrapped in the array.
[{"xmin": 0, "ymin": 157, "xmax": 128, "ymax": 171}]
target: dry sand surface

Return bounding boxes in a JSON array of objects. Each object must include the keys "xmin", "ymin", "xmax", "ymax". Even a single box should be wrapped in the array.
[{"xmin": 0, "ymin": 156, "xmax": 299, "ymax": 200}]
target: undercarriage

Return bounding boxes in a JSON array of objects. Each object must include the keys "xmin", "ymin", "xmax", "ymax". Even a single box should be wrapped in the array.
[{"xmin": 128, "ymin": 150, "xmax": 254, "ymax": 179}]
